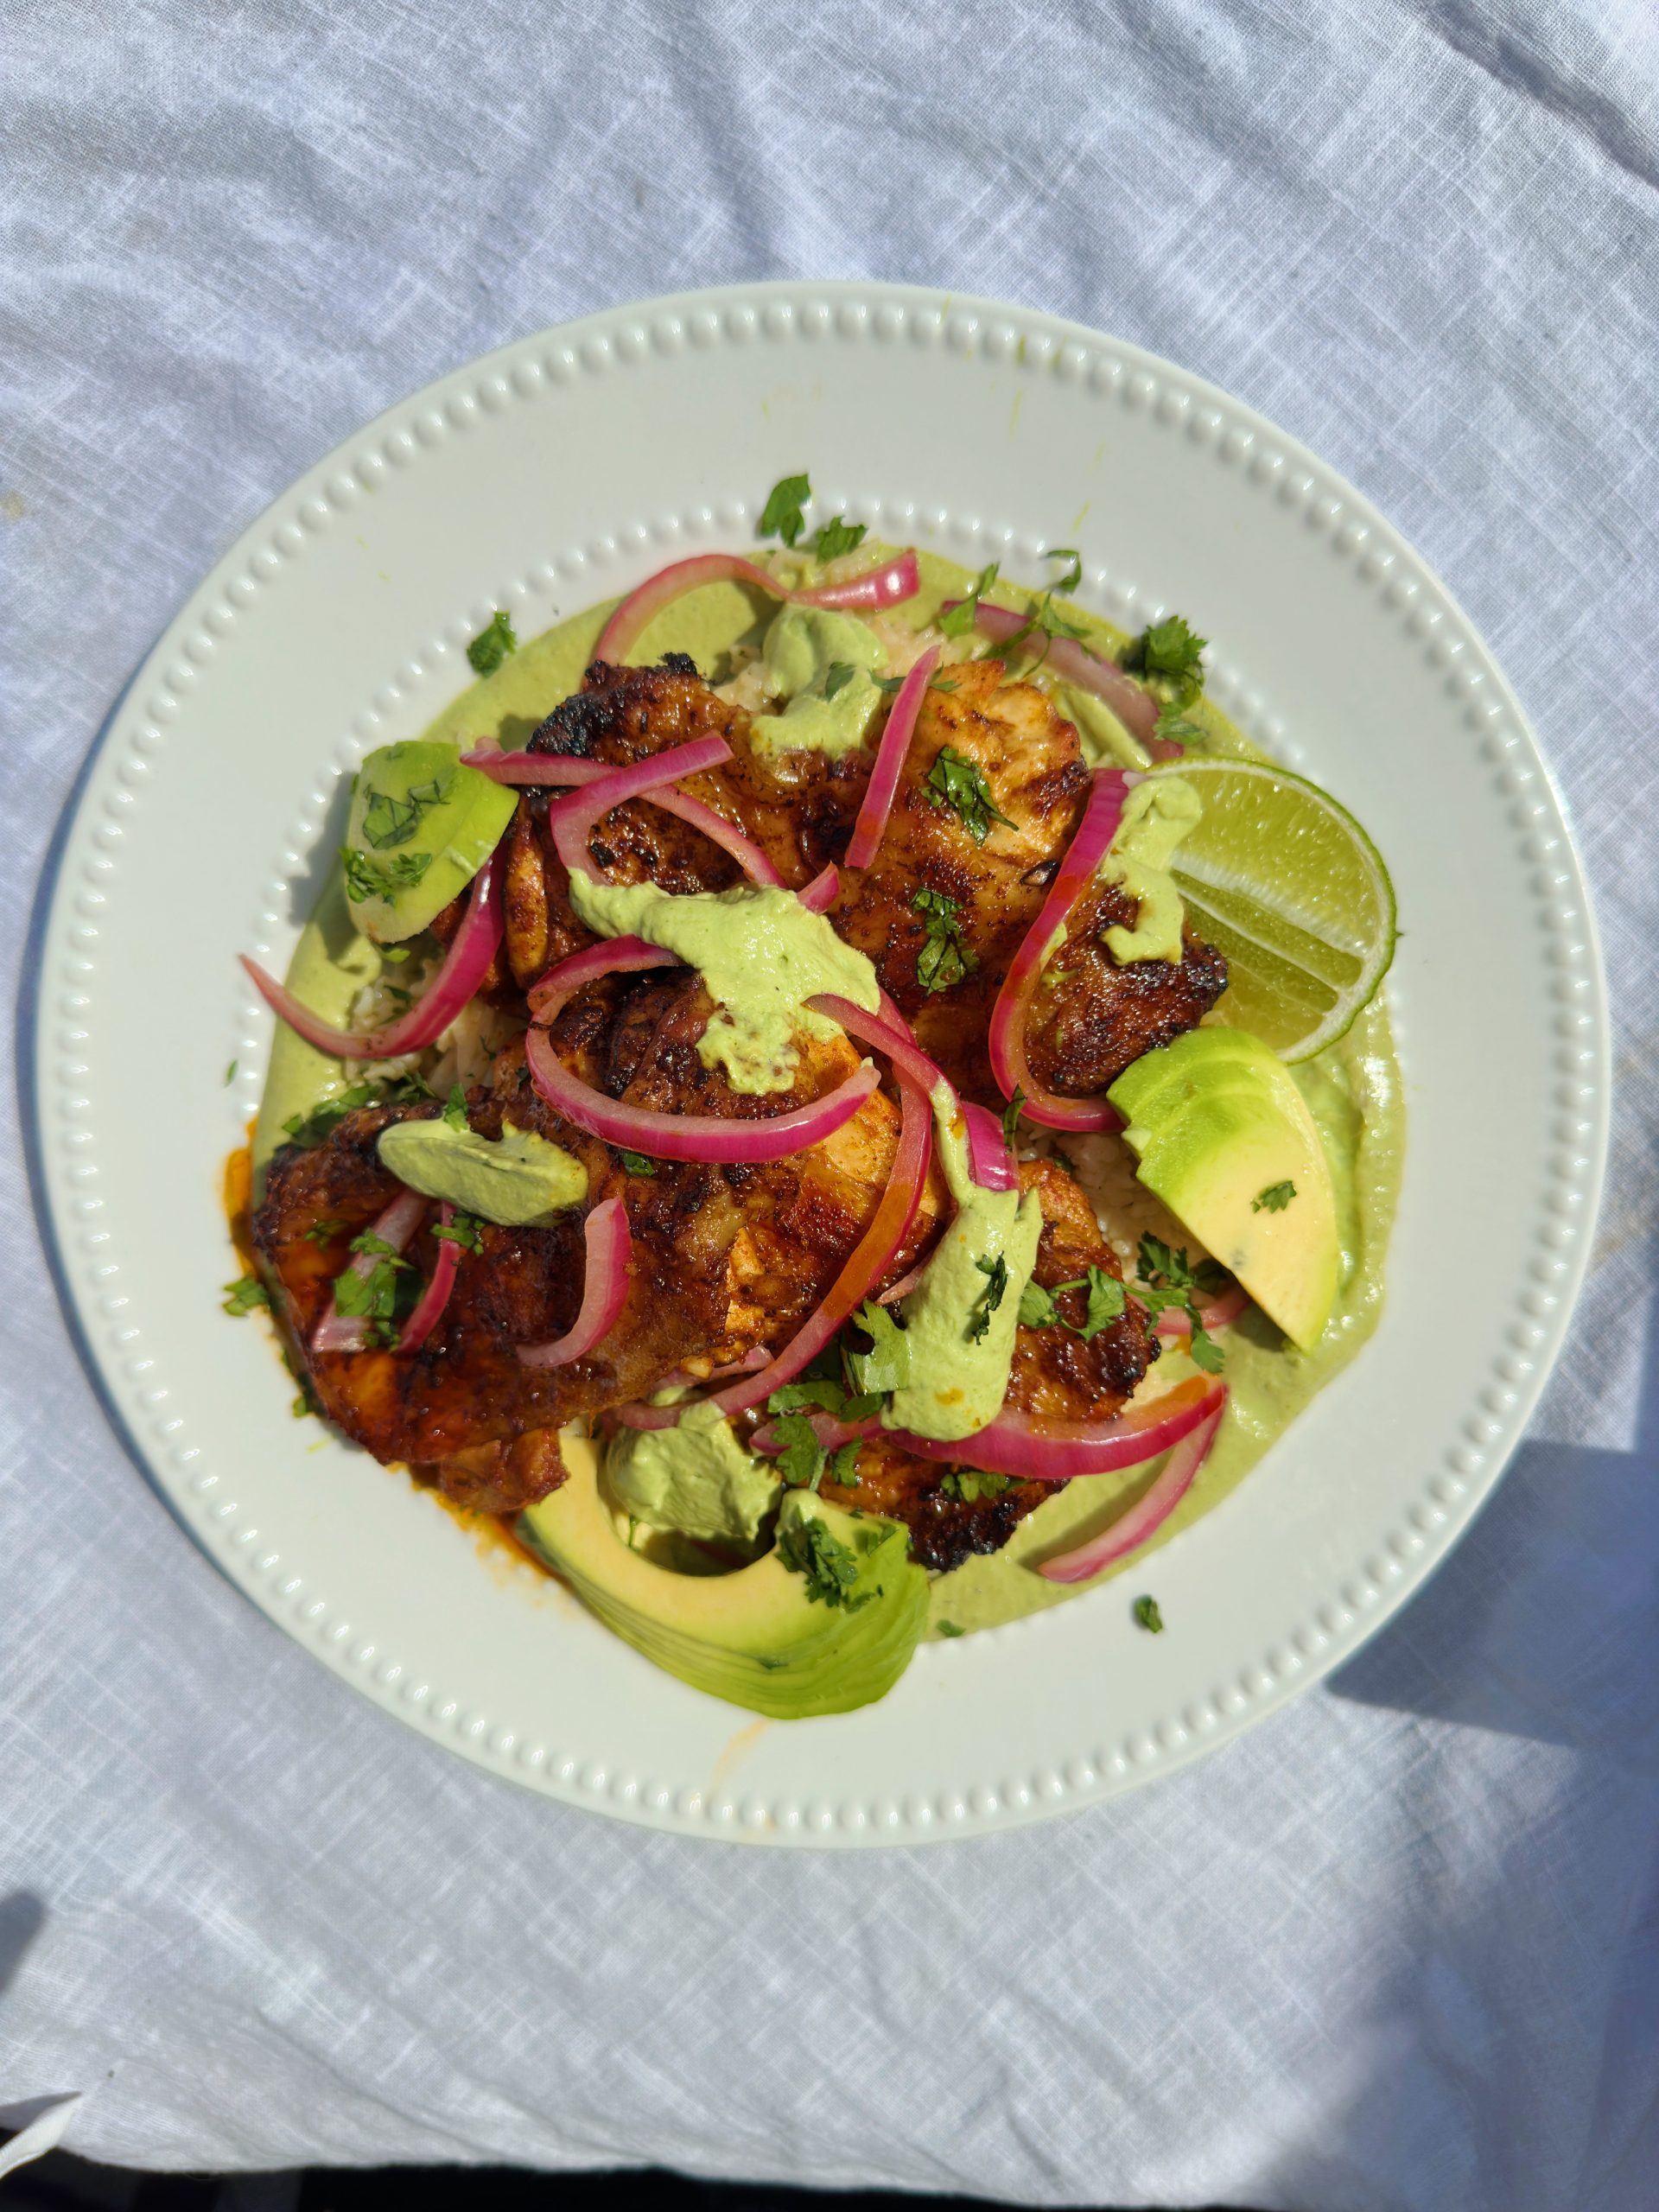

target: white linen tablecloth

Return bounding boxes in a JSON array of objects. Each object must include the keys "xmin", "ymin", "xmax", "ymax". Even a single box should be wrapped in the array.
[{"xmin": 3, "ymin": 4, "xmax": 1656, "ymax": 2207}]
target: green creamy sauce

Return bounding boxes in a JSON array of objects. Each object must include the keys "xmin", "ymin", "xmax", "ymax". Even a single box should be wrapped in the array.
[
  {"xmin": 567, "ymin": 871, "xmax": 881, "ymax": 1095},
  {"xmin": 606, "ymin": 1400, "xmax": 781, "ymax": 1550},
  {"xmin": 1099, "ymin": 776, "xmax": 1201, "ymax": 963},
  {"xmin": 749, "ymin": 604, "xmax": 887, "ymax": 759},
  {"xmin": 376, "ymin": 1118, "xmax": 587, "ymax": 1225},
  {"xmin": 883, "ymin": 1092, "xmax": 1045, "ymax": 1442},
  {"xmin": 254, "ymin": 544, "xmax": 1404, "ymax": 1651}
]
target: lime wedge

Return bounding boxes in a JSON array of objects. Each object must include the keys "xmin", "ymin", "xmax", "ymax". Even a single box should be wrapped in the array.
[{"xmin": 1158, "ymin": 759, "xmax": 1396, "ymax": 1062}]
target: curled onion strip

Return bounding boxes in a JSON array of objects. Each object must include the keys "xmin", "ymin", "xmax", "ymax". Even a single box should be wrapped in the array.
[
  {"xmin": 398, "ymin": 1202, "xmax": 461, "ymax": 1354},
  {"xmin": 987, "ymin": 768, "xmax": 1131, "ymax": 1131},
  {"xmin": 960, "ymin": 1100, "xmax": 1017, "ymax": 1192},
  {"xmin": 843, "ymin": 644, "xmax": 940, "ymax": 869},
  {"xmin": 594, "ymin": 551, "xmax": 921, "ymax": 664},
  {"xmin": 243, "ymin": 851, "xmax": 505, "ymax": 1064},
  {"xmin": 798, "ymin": 863, "xmax": 840, "ymax": 913},
  {"xmin": 526, "ymin": 934, "xmax": 679, "ymax": 1026},
  {"xmin": 957, "ymin": 601, "xmax": 1169, "ymax": 754},
  {"xmin": 547, "ymin": 735, "xmax": 734, "ymax": 880},
  {"xmin": 463, "ymin": 745, "xmax": 783, "ymax": 888},
  {"xmin": 518, "ymin": 1198, "xmax": 632, "ymax": 1370},
  {"xmin": 524, "ymin": 1012, "xmax": 879, "ymax": 1166},
  {"xmin": 1037, "ymin": 1394, "xmax": 1227, "ymax": 1581},
  {"xmin": 311, "ymin": 1186, "xmax": 429, "ymax": 1355},
  {"xmin": 752, "ymin": 1374, "xmax": 1224, "ymax": 1484},
  {"xmin": 614, "ymin": 1068, "xmax": 933, "ymax": 1431},
  {"xmin": 1156, "ymin": 1281, "xmax": 1249, "ymax": 1339}
]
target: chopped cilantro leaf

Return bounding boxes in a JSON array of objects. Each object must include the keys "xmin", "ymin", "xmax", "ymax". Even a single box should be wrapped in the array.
[
  {"xmin": 941, "ymin": 1468, "xmax": 1017, "ymax": 1503},
  {"xmin": 936, "ymin": 1619, "xmax": 965, "ymax": 1637},
  {"xmin": 1136, "ymin": 1234, "xmax": 1228, "ymax": 1298},
  {"xmin": 770, "ymin": 1413, "xmax": 828, "ymax": 1492},
  {"xmin": 223, "ymin": 1058, "xmax": 237, "ymax": 1085},
  {"xmin": 340, "ymin": 843, "xmax": 433, "ymax": 905},
  {"xmin": 758, "ymin": 471, "xmax": 811, "ymax": 549},
  {"xmin": 1153, "ymin": 705, "xmax": 1205, "ymax": 751},
  {"xmin": 442, "ymin": 1084, "xmax": 469, "ymax": 1134},
  {"xmin": 1133, "ymin": 1594, "xmax": 1165, "ymax": 1633},
  {"xmin": 912, "ymin": 886, "xmax": 979, "ymax": 995},
  {"xmin": 776, "ymin": 1514, "xmax": 870, "ymax": 1609},
  {"xmin": 1044, "ymin": 546, "xmax": 1084, "ymax": 594},
  {"xmin": 1001, "ymin": 1085, "xmax": 1026, "ymax": 1150},
  {"xmin": 381, "ymin": 944, "xmax": 411, "ymax": 963},
  {"xmin": 1132, "ymin": 613, "xmax": 1206, "ymax": 685},
  {"xmin": 874, "ymin": 671, "xmax": 957, "ymax": 695},
  {"xmin": 332, "ymin": 1236, "xmax": 411, "ymax": 1346},
  {"xmin": 616, "ymin": 1148, "xmax": 658, "ymax": 1175},
  {"xmin": 812, "ymin": 515, "xmax": 867, "ymax": 563},
  {"xmin": 1188, "ymin": 1321, "xmax": 1226, "ymax": 1375},
  {"xmin": 360, "ymin": 768, "xmax": 455, "ymax": 851},
  {"xmin": 1079, "ymin": 1265, "xmax": 1127, "ymax": 1342},
  {"xmin": 302, "ymin": 1217, "xmax": 345, "ymax": 1247},
  {"xmin": 466, "ymin": 610, "xmax": 518, "ymax": 676},
  {"xmin": 1253, "ymin": 1180, "xmax": 1296, "ymax": 1214},
  {"xmin": 938, "ymin": 561, "xmax": 1000, "ymax": 638},
  {"xmin": 846, "ymin": 1300, "xmax": 911, "ymax": 1394},
  {"xmin": 827, "ymin": 1440, "xmax": 862, "ymax": 1489},
  {"xmin": 925, "ymin": 747, "xmax": 1016, "ymax": 845},
  {"xmin": 222, "ymin": 1274, "xmax": 269, "ymax": 1317},
  {"xmin": 968, "ymin": 1252, "xmax": 1008, "ymax": 1344},
  {"xmin": 281, "ymin": 1072, "xmax": 431, "ymax": 1151},
  {"xmin": 821, "ymin": 660, "xmax": 855, "ymax": 701},
  {"xmin": 433, "ymin": 1211, "xmax": 485, "ymax": 1255},
  {"xmin": 767, "ymin": 1377, "xmax": 850, "ymax": 1417},
  {"xmin": 1019, "ymin": 1278, "xmax": 1060, "ymax": 1328}
]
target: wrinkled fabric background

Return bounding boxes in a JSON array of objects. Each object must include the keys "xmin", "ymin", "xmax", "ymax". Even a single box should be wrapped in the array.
[{"xmin": 3, "ymin": 3, "xmax": 1656, "ymax": 2208}]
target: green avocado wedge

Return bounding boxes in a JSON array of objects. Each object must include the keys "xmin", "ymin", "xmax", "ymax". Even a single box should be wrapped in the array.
[
  {"xmin": 1109, "ymin": 1029, "xmax": 1340, "ymax": 1351},
  {"xmin": 341, "ymin": 739, "xmax": 516, "ymax": 944},
  {"xmin": 519, "ymin": 1433, "xmax": 930, "ymax": 1718}
]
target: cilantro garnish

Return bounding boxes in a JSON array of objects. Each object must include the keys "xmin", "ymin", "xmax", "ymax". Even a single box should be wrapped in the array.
[
  {"xmin": 827, "ymin": 1440, "xmax": 862, "ymax": 1489},
  {"xmin": 282, "ymin": 1072, "xmax": 431, "ymax": 1150},
  {"xmin": 1018, "ymin": 1278, "xmax": 1061, "ymax": 1328},
  {"xmin": 331, "ymin": 1232, "xmax": 412, "ymax": 1347},
  {"xmin": 912, "ymin": 887, "xmax": 978, "ymax": 995},
  {"xmin": 432, "ymin": 1211, "xmax": 485, "ymax": 1255},
  {"xmin": 925, "ymin": 747, "xmax": 1016, "ymax": 845},
  {"xmin": 302, "ymin": 1218, "xmax": 345, "ymax": 1247},
  {"xmin": 822, "ymin": 660, "xmax": 856, "ymax": 701},
  {"xmin": 776, "ymin": 1515, "xmax": 871, "ymax": 1610},
  {"xmin": 467, "ymin": 610, "xmax": 518, "ymax": 676},
  {"xmin": 442, "ymin": 1084, "xmax": 469, "ymax": 1134},
  {"xmin": 1127, "ymin": 613, "xmax": 1206, "ymax": 690},
  {"xmin": 845, "ymin": 1300, "xmax": 911, "ymax": 1395},
  {"xmin": 936, "ymin": 1619, "xmax": 965, "ymax": 1637},
  {"xmin": 1187, "ymin": 1324, "xmax": 1226, "ymax": 1375},
  {"xmin": 223, "ymin": 1058, "xmax": 237, "ymax": 1085},
  {"xmin": 617, "ymin": 1147, "xmax": 658, "ymax": 1176},
  {"xmin": 941, "ymin": 1468, "xmax": 1017, "ymax": 1503},
  {"xmin": 758, "ymin": 471, "xmax": 811, "ymax": 549},
  {"xmin": 967, "ymin": 1252, "xmax": 1008, "ymax": 1344},
  {"xmin": 1253, "ymin": 1180, "xmax": 1296, "ymax": 1213},
  {"xmin": 222, "ymin": 1274, "xmax": 269, "ymax": 1317},
  {"xmin": 360, "ymin": 768, "xmax": 455, "ymax": 851},
  {"xmin": 1135, "ymin": 1235, "xmax": 1230, "ymax": 1370},
  {"xmin": 382, "ymin": 945, "xmax": 411, "ymax": 963},
  {"xmin": 1080, "ymin": 1266, "xmax": 1127, "ymax": 1340},
  {"xmin": 1001, "ymin": 1085, "xmax": 1026, "ymax": 1150},
  {"xmin": 812, "ymin": 516, "xmax": 867, "ymax": 563},
  {"xmin": 1152, "ymin": 706, "xmax": 1205, "ymax": 753},
  {"xmin": 938, "ymin": 561, "xmax": 1000, "ymax": 639},
  {"xmin": 1043, "ymin": 546, "xmax": 1084, "ymax": 594},
  {"xmin": 1133, "ymin": 1594, "xmax": 1165, "ymax": 1634},
  {"xmin": 874, "ymin": 671, "xmax": 957, "ymax": 695},
  {"xmin": 340, "ymin": 844, "xmax": 433, "ymax": 906},
  {"xmin": 1017, "ymin": 1264, "xmax": 1124, "ymax": 1339},
  {"xmin": 770, "ymin": 1412, "xmax": 830, "ymax": 1492}
]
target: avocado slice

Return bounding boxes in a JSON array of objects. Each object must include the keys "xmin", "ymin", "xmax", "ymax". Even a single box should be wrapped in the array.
[
  {"xmin": 519, "ymin": 1433, "xmax": 930, "ymax": 1718},
  {"xmin": 1108, "ymin": 1029, "xmax": 1339, "ymax": 1351},
  {"xmin": 341, "ymin": 739, "xmax": 516, "ymax": 944}
]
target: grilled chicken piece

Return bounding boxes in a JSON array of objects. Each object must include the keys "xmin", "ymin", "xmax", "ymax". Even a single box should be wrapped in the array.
[
  {"xmin": 253, "ymin": 990, "xmax": 940, "ymax": 1501},
  {"xmin": 830, "ymin": 658, "xmax": 1089, "ymax": 1105},
  {"xmin": 819, "ymin": 1159, "xmax": 1159, "ymax": 1570}
]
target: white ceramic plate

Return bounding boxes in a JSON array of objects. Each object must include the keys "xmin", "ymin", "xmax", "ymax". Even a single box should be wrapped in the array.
[{"xmin": 31, "ymin": 283, "xmax": 1609, "ymax": 1847}]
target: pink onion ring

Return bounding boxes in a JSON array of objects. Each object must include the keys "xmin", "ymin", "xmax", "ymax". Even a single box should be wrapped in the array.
[
  {"xmin": 518, "ymin": 1198, "xmax": 632, "ymax": 1369},
  {"xmin": 798, "ymin": 863, "xmax": 840, "ymax": 913},
  {"xmin": 960, "ymin": 1100, "xmax": 1017, "ymax": 1192},
  {"xmin": 398, "ymin": 1202, "xmax": 461, "ymax": 1354},
  {"xmin": 311, "ymin": 1186, "xmax": 429, "ymax": 1354},
  {"xmin": 987, "ymin": 768, "xmax": 1130, "ymax": 1131},
  {"xmin": 547, "ymin": 735, "xmax": 735, "ymax": 879},
  {"xmin": 525, "ymin": 1020, "xmax": 879, "ymax": 1165},
  {"xmin": 807, "ymin": 993, "xmax": 946, "ymax": 1112},
  {"xmin": 955, "ymin": 601, "xmax": 1171, "ymax": 754},
  {"xmin": 526, "ymin": 933, "xmax": 679, "ymax": 1026},
  {"xmin": 463, "ymin": 745, "xmax": 783, "ymax": 888},
  {"xmin": 613, "ymin": 1066, "xmax": 933, "ymax": 1431},
  {"xmin": 243, "ymin": 850, "xmax": 505, "ymax": 1064},
  {"xmin": 594, "ymin": 551, "xmax": 921, "ymax": 664},
  {"xmin": 1156, "ymin": 1281, "xmax": 1249, "ymax": 1339},
  {"xmin": 843, "ymin": 644, "xmax": 941, "ymax": 869},
  {"xmin": 1037, "ymin": 1393, "xmax": 1227, "ymax": 1582},
  {"xmin": 753, "ymin": 1374, "xmax": 1224, "ymax": 1483}
]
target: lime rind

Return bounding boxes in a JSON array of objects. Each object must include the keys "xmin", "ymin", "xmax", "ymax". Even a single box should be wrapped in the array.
[{"xmin": 1156, "ymin": 759, "xmax": 1396, "ymax": 1063}]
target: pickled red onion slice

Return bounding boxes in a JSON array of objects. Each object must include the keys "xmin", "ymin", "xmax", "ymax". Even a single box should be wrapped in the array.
[
  {"xmin": 311, "ymin": 1185, "xmax": 429, "ymax": 1355},
  {"xmin": 957, "ymin": 601, "xmax": 1168, "ymax": 754},
  {"xmin": 842, "ymin": 644, "xmax": 940, "ymax": 869},
  {"xmin": 398, "ymin": 1202, "xmax": 461, "ymax": 1354},
  {"xmin": 518, "ymin": 1198, "xmax": 632, "ymax": 1370},
  {"xmin": 546, "ymin": 735, "xmax": 734, "ymax": 879},
  {"xmin": 1037, "ymin": 1392, "xmax": 1227, "ymax": 1580},
  {"xmin": 594, "ymin": 550, "xmax": 921, "ymax": 664}
]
